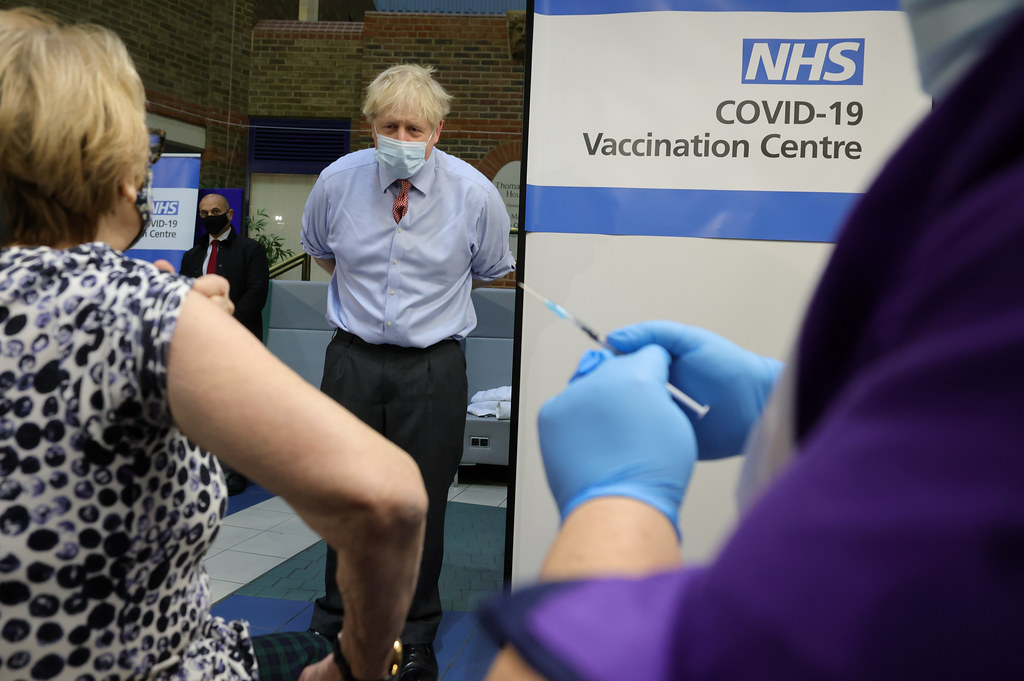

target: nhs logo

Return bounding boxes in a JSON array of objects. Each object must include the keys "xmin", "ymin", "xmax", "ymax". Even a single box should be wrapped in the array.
[
  {"xmin": 742, "ymin": 39, "xmax": 864, "ymax": 85},
  {"xmin": 152, "ymin": 200, "xmax": 179, "ymax": 215}
]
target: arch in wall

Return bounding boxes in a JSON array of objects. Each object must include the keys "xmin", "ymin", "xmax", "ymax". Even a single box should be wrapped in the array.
[{"xmin": 477, "ymin": 140, "xmax": 522, "ymax": 181}]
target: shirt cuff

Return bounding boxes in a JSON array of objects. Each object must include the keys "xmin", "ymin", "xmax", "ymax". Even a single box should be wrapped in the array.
[
  {"xmin": 473, "ymin": 252, "xmax": 516, "ymax": 282},
  {"xmin": 299, "ymin": 239, "xmax": 333, "ymax": 261}
]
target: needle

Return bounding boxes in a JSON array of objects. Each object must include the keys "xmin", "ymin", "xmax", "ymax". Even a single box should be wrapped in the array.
[{"xmin": 519, "ymin": 281, "xmax": 709, "ymax": 418}]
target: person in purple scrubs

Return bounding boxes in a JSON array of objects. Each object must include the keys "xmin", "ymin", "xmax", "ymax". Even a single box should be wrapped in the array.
[{"xmin": 481, "ymin": 2, "xmax": 1024, "ymax": 679}]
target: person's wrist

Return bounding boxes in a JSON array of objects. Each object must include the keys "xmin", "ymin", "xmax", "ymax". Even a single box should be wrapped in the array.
[
  {"xmin": 332, "ymin": 636, "xmax": 402, "ymax": 681},
  {"xmin": 569, "ymin": 485, "xmax": 683, "ymax": 539}
]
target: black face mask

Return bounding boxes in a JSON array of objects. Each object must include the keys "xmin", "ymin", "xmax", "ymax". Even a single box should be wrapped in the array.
[
  {"xmin": 125, "ymin": 167, "xmax": 153, "ymax": 251},
  {"xmin": 202, "ymin": 213, "xmax": 230, "ymax": 235},
  {"xmin": 0, "ymin": 200, "xmax": 8, "ymax": 246}
]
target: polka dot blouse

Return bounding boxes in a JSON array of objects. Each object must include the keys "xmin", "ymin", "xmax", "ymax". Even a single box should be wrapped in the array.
[{"xmin": 0, "ymin": 244, "xmax": 257, "ymax": 681}]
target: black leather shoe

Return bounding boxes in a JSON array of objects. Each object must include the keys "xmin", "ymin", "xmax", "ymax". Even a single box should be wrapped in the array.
[
  {"xmin": 398, "ymin": 643, "xmax": 437, "ymax": 681},
  {"xmin": 225, "ymin": 472, "xmax": 249, "ymax": 496}
]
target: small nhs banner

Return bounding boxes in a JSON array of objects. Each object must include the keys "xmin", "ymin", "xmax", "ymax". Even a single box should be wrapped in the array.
[
  {"xmin": 742, "ymin": 39, "xmax": 864, "ymax": 85},
  {"xmin": 152, "ymin": 200, "xmax": 179, "ymax": 215}
]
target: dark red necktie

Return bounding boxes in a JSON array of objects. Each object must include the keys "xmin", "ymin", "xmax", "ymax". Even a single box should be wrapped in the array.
[
  {"xmin": 206, "ymin": 239, "xmax": 218, "ymax": 274},
  {"xmin": 393, "ymin": 180, "xmax": 411, "ymax": 224}
]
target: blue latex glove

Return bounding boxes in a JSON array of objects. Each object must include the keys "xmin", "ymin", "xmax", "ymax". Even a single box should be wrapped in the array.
[
  {"xmin": 538, "ymin": 345, "xmax": 697, "ymax": 533},
  {"xmin": 607, "ymin": 321, "xmax": 783, "ymax": 460}
]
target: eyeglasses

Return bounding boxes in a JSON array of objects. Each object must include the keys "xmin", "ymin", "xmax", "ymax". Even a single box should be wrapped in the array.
[{"xmin": 148, "ymin": 128, "xmax": 166, "ymax": 165}]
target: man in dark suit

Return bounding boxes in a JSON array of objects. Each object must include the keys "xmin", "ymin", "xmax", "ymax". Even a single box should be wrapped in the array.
[
  {"xmin": 180, "ymin": 193, "xmax": 270, "ymax": 339},
  {"xmin": 180, "ymin": 192, "xmax": 270, "ymax": 495}
]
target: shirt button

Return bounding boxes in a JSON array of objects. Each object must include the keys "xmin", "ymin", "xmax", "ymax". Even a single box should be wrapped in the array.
[
  {"xmin": 387, "ymin": 321, "xmax": 392, "ymax": 327},
  {"xmin": 389, "ymin": 290, "xmax": 395, "ymax": 296},
  {"xmin": 393, "ymin": 259, "xmax": 398, "ymax": 265},
  {"xmin": 397, "ymin": 228, "xmax": 402, "ymax": 233}
]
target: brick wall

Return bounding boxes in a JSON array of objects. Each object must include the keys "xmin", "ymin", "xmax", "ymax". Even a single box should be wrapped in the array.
[
  {"xmin": 200, "ymin": 0, "xmax": 256, "ymax": 189},
  {"xmin": 250, "ymin": 21, "xmax": 365, "ymax": 120},
  {"xmin": 250, "ymin": 12, "xmax": 524, "ymax": 164},
  {"xmin": 1, "ymin": 4, "xmax": 525, "ymax": 202},
  {"xmin": 0, "ymin": 0, "xmax": 256, "ymax": 189}
]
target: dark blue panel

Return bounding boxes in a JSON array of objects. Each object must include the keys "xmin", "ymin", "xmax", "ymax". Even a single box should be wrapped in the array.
[
  {"xmin": 250, "ymin": 159, "xmax": 339, "ymax": 175},
  {"xmin": 524, "ymin": 185, "xmax": 859, "ymax": 242},
  {"xmin": 536, "ymin": 0, "xmax": 898, "ymax": 15},
  {"xmin": 248, "ymin": 117, "xmax": 350, "ymax": 176}
]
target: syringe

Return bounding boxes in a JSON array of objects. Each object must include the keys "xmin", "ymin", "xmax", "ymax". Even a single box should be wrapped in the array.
[{"xmin": 519, "ymin": 281, "xmax": 710, "ymax": 418}]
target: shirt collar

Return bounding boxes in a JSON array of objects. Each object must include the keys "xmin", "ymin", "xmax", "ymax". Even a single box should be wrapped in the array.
[
  {"xmin": 209, "ymin": 228, "xmax": 232, "ymax": 245},
  {"xmin": 376, "ymin": 147, "xmax": 439, "ymax": 197}
]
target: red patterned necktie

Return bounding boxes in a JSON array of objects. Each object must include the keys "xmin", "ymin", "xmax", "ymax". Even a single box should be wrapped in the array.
[
  {"xmin": 393, "ymin": 179, "xmax": 411, "ymax": 224},
  {"xmin": 206, "ymin": 239, "xmax": 218, "ymax": 274}
]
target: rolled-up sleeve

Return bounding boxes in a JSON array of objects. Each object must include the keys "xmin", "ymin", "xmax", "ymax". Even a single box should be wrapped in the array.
[
  {"xmin": 479, "ymin": 569, "xmax": 706, "ymax": 681},
  {"xmin": 301, "ymin": 174, "xmax": 334, "ymax": 260},
  {"xmin": 470, "ymin": 183, "xmax": 515, "ymax": 281}
]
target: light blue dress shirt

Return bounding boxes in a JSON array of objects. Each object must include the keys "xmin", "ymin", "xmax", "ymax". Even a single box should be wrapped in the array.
[{"xmin": 301, "ymin": 147, "xmax": 515, "ymax": 347}]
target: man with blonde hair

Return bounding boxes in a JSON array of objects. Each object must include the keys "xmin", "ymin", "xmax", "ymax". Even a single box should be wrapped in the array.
[{"xmin": 302, "ymin": 63, "xmax": 515, "ymax": 681}]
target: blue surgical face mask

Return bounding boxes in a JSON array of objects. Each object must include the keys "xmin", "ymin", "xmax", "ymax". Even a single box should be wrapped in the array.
[
  {"xmin": 902, "ymin": 0, "xmax": 1024, "ymax": 97},
  {"xmin": 374, "ymin": 127, "xmax": 436, "ymax": 179}
]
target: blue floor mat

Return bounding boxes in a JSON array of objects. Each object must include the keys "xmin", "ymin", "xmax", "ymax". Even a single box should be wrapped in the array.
[{"xmin": 226, "ymin": 483, "xmax": 276, "ymax": 516}]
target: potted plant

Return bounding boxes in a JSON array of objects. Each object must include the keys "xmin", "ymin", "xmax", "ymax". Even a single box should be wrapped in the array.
[{"xmin": 245, "ymin": 208, "xmax": 295, "ymax": 267}]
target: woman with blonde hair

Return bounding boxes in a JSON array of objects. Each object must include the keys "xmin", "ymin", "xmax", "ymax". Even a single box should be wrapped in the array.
[{"xmin": 0, "ymin": 9, "xmax": 425, "ymax": 681}]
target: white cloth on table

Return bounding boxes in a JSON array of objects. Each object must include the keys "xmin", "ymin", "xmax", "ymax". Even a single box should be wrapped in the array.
[{"xmin": 468, "ymin": 385, "xmax": 512, "ymax": 419}]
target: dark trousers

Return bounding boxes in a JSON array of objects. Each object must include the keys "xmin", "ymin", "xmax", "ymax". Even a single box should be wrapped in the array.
[
  {"xmin": 252, "ymin": 632, "xmax": 332, "ymax": 680},
  {"xmin": 309, "ymin": 329, "xmax": 467, "ymax": 645}
]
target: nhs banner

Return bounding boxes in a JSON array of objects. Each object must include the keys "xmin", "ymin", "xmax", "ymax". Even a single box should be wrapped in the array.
[
  {"xmin": 126, "ymin": 153, "xmax": 201, "ymax": 270},
  {"xmin": 152, "ymin": 200, "xmax": 181, "ymax": 216},
  {"xmin": 527, "ymin": 0, "xmax": 929, "ymax": 241},
  {"xmin": 741, "ymin": 39, "xmax": 864, "ymax": 85}
]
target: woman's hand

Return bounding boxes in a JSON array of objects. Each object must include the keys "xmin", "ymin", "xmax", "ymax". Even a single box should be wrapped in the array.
[{"xmin": 152, "ymin": 259, "xmax": 235, "ymax": 316}]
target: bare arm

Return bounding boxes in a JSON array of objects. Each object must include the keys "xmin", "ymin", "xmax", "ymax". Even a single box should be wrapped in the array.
[
  {"xmin": 167, "ymin": 291, "xmax": 426, "ymax": 680},
  {"xmin": 314, "ymin": 256, "xmax": 336, "ymax": 275},
  {"xmin": 153, "ymin": 259, "xmax": 234, "ymax": 315},
  {"xmin": 485, "ymin": 498, "xmax": 681, "ymax": 681},
  {"xmin": 539, "ymin": 498, "xmax": 681, "ymax": 580}
]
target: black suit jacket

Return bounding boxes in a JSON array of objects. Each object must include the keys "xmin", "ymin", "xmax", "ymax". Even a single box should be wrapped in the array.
[{"xmin": 180, "ymin": 228, "xmax": 270, "ymax": 339}]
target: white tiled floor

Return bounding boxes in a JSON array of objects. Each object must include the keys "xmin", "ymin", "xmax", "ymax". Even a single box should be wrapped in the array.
[
  {"xmin": 206, "ymin": 482, "xmax": 507, "ymax": 603},
  {"xmin": 448, "ymin": 483, "xmax": 507, "ymax": 507}
]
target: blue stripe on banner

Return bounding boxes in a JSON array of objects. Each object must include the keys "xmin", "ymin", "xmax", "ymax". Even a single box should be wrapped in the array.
[
  {"xmin": 524, "ymin": 186, "xmax": 858, "ymax": 242},
  {"xmin": 124, "ymin": 248, "xmax": 186, "ymax": 271},
  {"xmin": 151, "ymin": 155, "xmax": 201, "ymax": 189},
  {"xmin": 535, "ymin": 0, "xmax": 898, "ymax": 15}
]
